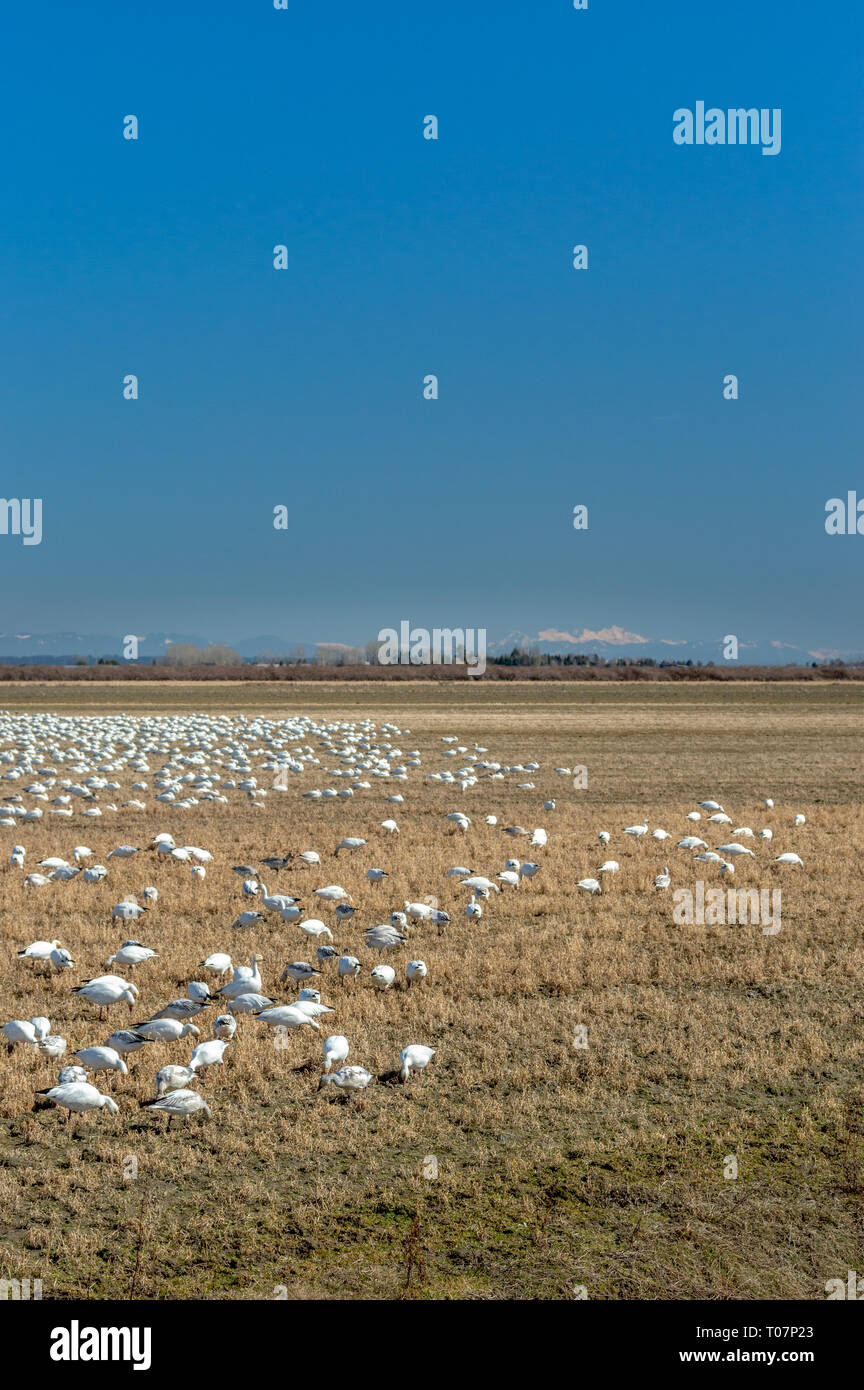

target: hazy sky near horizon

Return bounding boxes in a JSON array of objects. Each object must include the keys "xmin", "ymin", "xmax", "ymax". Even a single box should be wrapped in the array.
[{"xmin": 0, "ymin": 1, "xmax": 861, "ymax": 650}]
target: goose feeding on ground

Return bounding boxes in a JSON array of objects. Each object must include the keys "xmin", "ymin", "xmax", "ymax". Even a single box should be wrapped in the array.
[
  {"xmin": 314, "ymin": 885, "xmax": 351, "ymax": 904},
  {"xmin": 597, "ymin": 861, "xmax": 619, "ymax": 875},
  {"xmin": 142, "ymin": 1089, "xmax": 211, "ymax": 1123},
  {"xmin": 155, "ymin": 1065, "xmax": 197, "ymax": 1097},
  {"xmin": 24, "ymin": 873, "xmax": 52, "ymax": 888},
  {"xmin": 189, "ymin": 1038, "xmax": 229, "ymax": 1072},
  {"xmin": 231, "ymin": 911, "xmax": 264, "ymax": 929},
  {"xmin": 577, "ymin": 878, "xmax": 602, "ymax": 895},
  {"xmin": 764, "ymin": 798, "xmax": 774, "ymax": 809},
  {"xmin": 150, "ymin": 998, "xmax": 210, "ymax": 1022},
  {"xmin": 759, "ymin": 828, "xmax": 773, "ymax": 841},
  {"xmin": 200, "ymin": 952, "xmax": 233, "ymax": 980},
  {"xmin": 299, "ymin": 851, "xmax": 320, "ymax": 867},
  {"xmin": 598, "ymin": 831, "xmax": 611, "ymax": 845},
  {"xmin": 774, "ymin": 853, "xmax": 804, "ymax": 867},
  {"xmin": 134, "ymin": 1019, "xmax": 201, "ymax": 1044},
  {"xmin": 366, "ymin": 868, "xmax": 388, "ymax": 886},
  {"xmin": 676, "ymin": 837, "xmax": 706, "ymax": 851},
  {"xmin": 104, "ymin": 941, "xmax": 157, "ymax": 970},
  {"xmin": 698, "ymin": 801, "xmax": 723, "ymax": 812},
  {"xmin": 106, "ymin": 845, "xmax": 139, "ymax": 860},
  {"xmin": 212, "ymin": 1014, "xmax": 236, "ymax": 1040},
  {"xmin": 400, "ymin": 1045, "xmax": 436, "ymax": 1083},
  {"xmin": 519, "ymin": 861, "xmax": 541, "ymax": 880},
  {"xmin": 298, "ymin": 918, "xmax": 334, "ymax": 942},
  {"xmin": 226, "ymin": 992, "xmax": 274, "ymax": 1016},
  {"xmin": 653, "ymin": 868, "xmax": 671, "ymax": 890},
  {"xmin": 111, "ymin": 901, "xmax": 147, "ymax": 924},
  {"xmin": 3, "ymin": 1018, "xmax": 50, "ymax": 1049},
  {"xmin": 280, "ymin": 961, "xmax": 320, "ymax": 989},
  {"xmin": 406, "ymin": 960, "xmax": 427, "ymax": 986},
  {"xmin": 104, "ymin": 1029, "xmax": 151, "ymax": 1057},
  {"xmin": 319, "ymin": 1065, "xmax": 373, "ymax": 1096},
  {"xmin": 651, "ymin": 829, "xmax": 670, "ymax": 841},
  {"xmin": 334, "ymin": 837, "xmax": 366, "ymax": 855},
  {"xmin": 370, "ymin": 964, "xmax": 396, "ymax": 990},
  {"xmin": 793, "ymin": 814, "xmax": 806, "ymax": 827},
  {"xmin": 254, "ymin": 1005, "xmax": 320, "ymax": 1033},
  {"xmin": 466, "ymin": 900, "xmax": 482, "ymax": 920},
  {"xmin": 338, "ymin": 956, "xmax": 361, "ymax": 985},
  {"xmin": 497, "ymin": 871, "xmax": 519, "ymax": 888},
  {"xmin": 530, "ymin": 828, "xmax": 547, "ymax": 848},
  {"xmin": 17, "ymin": 939, "xmax": 63, "ymax": 968},
  {"xmin": 694, "ymin": 852, "xmax": 723, "ymax": 864},
  {"xmin": 708, "ymin": 813, "xmax": 732, "ymax": 825},
  {"xmin": 73, "ymin": 976, "xmax": 139, "ymax": 1018},
  {"xmin": 73, "ymin": 1046, "xmax": 128, "ymax": 1078},
  {"xmin": 322, "ymin": 1034, "xmax": 350, "ymax": 1072},
  {"xmin": 457, "ymin": 876, "xmax": 499, "ymax": 895},
  {"xmin": 733, "ymin": 827, "xmax": 755, "ymax": 837},
  {"xmin": 715, "ymin": 844, "xmax": 755, "ymax": 859},
  {"xmin": 36, "ymin": 1081, "xmax": 119, "ymax": 1123},
  {"xmin": 380, "ymin": 820, "xmax": 399, "ymax": 833}
]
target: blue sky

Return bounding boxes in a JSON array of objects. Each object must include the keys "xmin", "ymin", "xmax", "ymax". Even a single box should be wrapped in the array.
[{"xmin": 0, "ymin": 1, "xmax": 861, "ymax": 654}]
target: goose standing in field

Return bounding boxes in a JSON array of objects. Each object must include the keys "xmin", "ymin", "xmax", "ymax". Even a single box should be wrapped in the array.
[
  {"xmin": 39, "ymin": 1034, "xmax": 67, "ymax": 1062},
  {"xmin": 400, "ymin": 1045, "xmax": 436, "ymax": 1083},
  {"xmin": 107, "ymin": 845, "xmax": 139, "ymax": 861},
  {"xmin": 212, "ymin": 1014, "xmax": 237, "ymax": 1040},
  {"xmin": 322, "ymin": 1034, "xmax": 350, "ymax": 1072},
  {"xmin": 218, "ymin": 956, "xmax": 264, "ymax": 998},
  {"xmin": 142, "ymin": 1089, "xmax": 211, "ymax": 1123},
  {"xmin": 698, "ymin": 801, "xmax": 723, "ymax": 812},
  {"xmin": 406, "ymin": 960, "xmax": 427, "ymax": 986},
  {"xmin": 759, "ymin": 828, "xmax": 773, "ymax": 841},
  {"xmin": 370, "ymin": 964, "xmax": 396, "ymax": 990},
  {"xmin": 363, "ymin": 925, "xmax": 406, "ymax": 953},
  {"xmin": 676, "ymin": 836, "xmax": 706, "ymax": 851},
  {"xmin": 774, "ymin": 853, "xmax": 804, "ymax": 867},
  {"xmin": 577, "ymin": 878, "xmax": 601, "ymax": 895},
  {"xmin": 793, "ymin": 814, "xmax": 806, "ymax": 827},
  {"xmin": 36, "ymin": 1081, "xmax": 119, "ymax": 1124},
  {"xmin": 623, "ymin": 819, "xmax": 649, "ymax": 840},
  {"xmin": 111, "ymin": 900, "xmax": 147, "ymax": 925},
  {"xmin": 466, "ymin": 899, "xmax": 482, "ymax": 921},
  {"xmin": 715, "ymin": 843, "xmax": 755, "ymax": 859},
  {"xmin": 73, "ymin": 976, "xmax": 139, "ymax": 1019},
  {"xmin": 597, "ymin": 860, "xmax": 619, "ymax": 875},
  {"xmin": 150, "ymin": 997, "xmax": 211, "ymax": 1022},
  {"xmin": 337, "ymin": 955, "xmax": 361, "ymax": 985},
  {"xmin": 314, "ymin": 885, "xmax": 351, "ymax": 904},
  {"xmin": 652, "ymin": 828, "xmax": 670, "ymax": 841},
  {"xmin": 653, "ymin": 867, "xmax": 671, "ymax": 890},
  {"xmin": 366, "ymin": 868, "xmax": 388, "ymax": 886}
]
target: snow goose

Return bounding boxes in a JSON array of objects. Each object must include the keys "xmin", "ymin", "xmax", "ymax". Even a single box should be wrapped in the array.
[
  {"xmin": 338, "ymin": 955, "xmax": 361, "ymax": 985},
  {"xmin": 370, "ymin": 964, "xmax": 396, "ymax": 990},
  {"xmin": 104, "ymin": 940, "xmax": 157, "ymax": 970},
  {"xmin": 133, "ymin": 1019, "xmax": 200, "ymax": 1044},
  {"xmin": 318, "ymin": 1065, "xmax": 373, "ymax": 1096},
  {"xmin": 200, "ymin": 952, "xmax": 233, "ymax": 980},
  {"xmin": 155, "ymin": 1065, "xmax": 196, "ymax": 1097},
  {"xmin": 142, "ymin": 1089, "xmax": 211, "ymax": 1123},
  {"xmin": 73, "ymin": 975, "xmax": 139, "ymax": 1018},
  {"xmin": 577, "ymin": 878, "xmax": 602, "ymax": 895},
  {"xmin": 73, "ymin": 1046, "xmax": 128, "ymax": 1079},
  {"xmin": 774, "ymin": 853, "xmax": 804, "ymax": 867},
  {"xmin": 37, "ymin": 1081, "xmax": 119, "ymax": 1123},
  {"xmin": 254, "ymin": 1005, "xmax": 320, "ymax": 1033},
  {"xmin": 406, "ymin": 960, "xmax": 427, "ymax": 986},
  {"xmin": 400, "ymin": 1045, "xmax": 436, "ymax": 1083},
  {"xmin": 322, "ymin": 1035, "xmax": 350, "ymax": 1072},
  {"xmin": 280, "ymin": 961, "xmax": 320, "ymax": 988},
  {"xmin": 213, "ymin": 1014, "xmax": 237, "ymax": 1040},
  {"xmin": 188, "ymin": 1038, "xmax": 229, "ymax": 1072}
]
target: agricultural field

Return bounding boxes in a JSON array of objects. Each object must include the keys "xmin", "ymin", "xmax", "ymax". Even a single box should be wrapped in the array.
[{"xmin": 0, "ymin": 681, "xmax": 862, "ymax": 1301}]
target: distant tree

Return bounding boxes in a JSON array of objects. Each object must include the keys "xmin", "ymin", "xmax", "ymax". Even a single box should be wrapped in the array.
[
  {"xmin": 164, "ymin": 643, "xmax": 202, "ymax": 667},
  {"xmin": 202, "ymin": 644, "xmax": 242, "ymax": 666}
]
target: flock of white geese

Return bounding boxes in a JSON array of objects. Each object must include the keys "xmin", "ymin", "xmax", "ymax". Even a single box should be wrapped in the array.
[{"xmin": 0, "ymin": 710, "xmax": 807, "ymax": 1129}]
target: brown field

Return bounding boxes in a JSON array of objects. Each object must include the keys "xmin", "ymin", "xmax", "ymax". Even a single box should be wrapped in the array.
[{"xmin": 0, "ymin": 681, "xmax": 862, "ymax": 1300}]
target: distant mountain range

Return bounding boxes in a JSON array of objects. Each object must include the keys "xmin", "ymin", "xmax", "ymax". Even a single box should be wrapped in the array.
[{"xmin": 0, "ymin": 629, "xmax": 859, "ymax": 665}]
